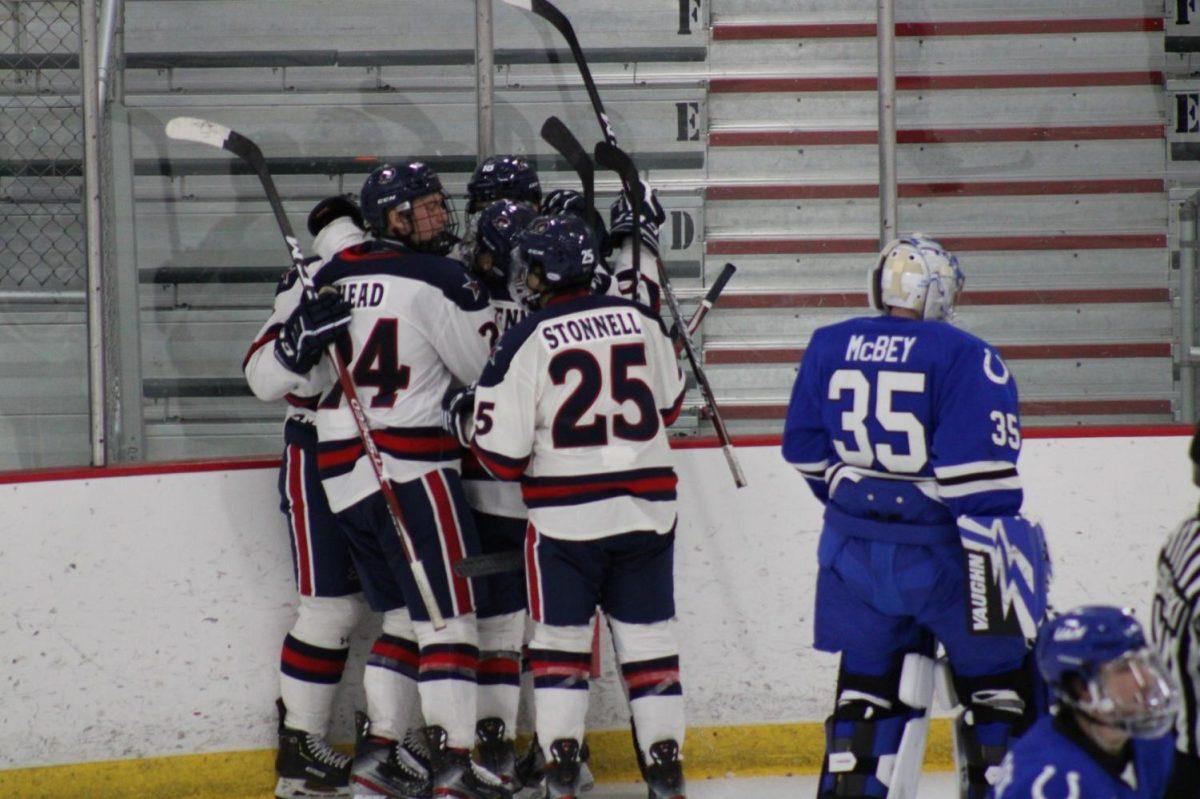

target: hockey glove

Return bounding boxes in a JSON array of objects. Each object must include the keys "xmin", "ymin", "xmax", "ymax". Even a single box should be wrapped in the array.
[
  {"xmin": 275, "ymin": 288, "xmax": 352, "ymax": 374},
  {"xmin": 609, "ymin": 178, "xmax": 666, "ymax": 258},
  {"xmin": 441, "ymin": 384, "xmax": 477, "ymax": 449}
]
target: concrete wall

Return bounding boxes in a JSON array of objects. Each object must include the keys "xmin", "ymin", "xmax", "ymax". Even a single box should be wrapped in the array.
[{"xmin": 0, "ymin": 433, "xmax": 1193, "ymax": 769}]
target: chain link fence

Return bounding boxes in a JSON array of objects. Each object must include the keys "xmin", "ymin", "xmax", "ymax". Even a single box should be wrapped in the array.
[{"xmin": 1, "ymin": 1, "xmax": 87, "ymax": 292}]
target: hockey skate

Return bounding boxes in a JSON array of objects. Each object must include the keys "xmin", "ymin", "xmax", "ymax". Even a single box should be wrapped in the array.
[
  {"xmin": 514, "ymin": 736, "xmax": 594, "ymax": 799},
  {"xmin": 350, "ymin": 712, "xmax": 431, "ymax": 799},
  {"xmin": 641, "ymin": 740, "xmax": 685, "ymax": 799},
  {"xmin": 542, "ymin": 738, "xmax": 589, "ymax": 799},
  {"xmin": 476, "ymin": 717, "xmax": 521, "ymax": 789},
  {"xmin": 425, "ymin": 725, "xmax": 512, "ymax": 799},
  {"xmin": 275, "ymin": 698, "xmax": 353, "ymax": 799}
]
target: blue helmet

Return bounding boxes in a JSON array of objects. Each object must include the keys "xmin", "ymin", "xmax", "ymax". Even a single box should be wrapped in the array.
[
  {"xmin": 509, "ymin": 214, "xmax": 598, "ymax": 308},
  {"xmin": 472, "ymin": 199, "xmax": 537, "ymax": 290},
  {"xmin": 360, "ymin": 162, "xmax": 459, "ymax": 254},
  {"xmin": 1036, "ymin": 606, "xmax": 1178, "ymax": 738},
  {"xmin": 542, "ymin": 188, "xmax": 611, "ymax": 260},
  {"xmin": 467, "ymin": 155, "xmax": 542, "ymax": 213}
]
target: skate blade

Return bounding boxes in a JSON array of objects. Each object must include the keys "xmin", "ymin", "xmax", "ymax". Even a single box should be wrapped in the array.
[{"xmin": 275, "ymin": 775, "xmax": 352, "ymax": 798}]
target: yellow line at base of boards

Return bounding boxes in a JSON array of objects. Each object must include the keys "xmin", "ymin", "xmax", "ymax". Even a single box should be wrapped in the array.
[{"xmin": 0, "ymin": 718, "xmax": 955, "ymax": 799}]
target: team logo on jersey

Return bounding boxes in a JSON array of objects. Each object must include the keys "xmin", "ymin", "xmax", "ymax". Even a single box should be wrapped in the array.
[
  {"xmin": 983, "ymin": 349, "xmax": 1010, "ymax": 385},
  {"xmin": 462, "ymin": 275, "xmax": 482, "ymax": 301}
]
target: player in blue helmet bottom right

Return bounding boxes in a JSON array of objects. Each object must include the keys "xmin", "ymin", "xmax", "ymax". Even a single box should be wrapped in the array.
[{"xmin": 992, "ymin": 606, "xmax": 1179, "ymax": 798}]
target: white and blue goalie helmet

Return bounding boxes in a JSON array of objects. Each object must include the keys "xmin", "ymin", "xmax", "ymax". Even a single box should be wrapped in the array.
[{"xmin": 869, "ymin": 233, "xmax": 965, "ymax": 321}]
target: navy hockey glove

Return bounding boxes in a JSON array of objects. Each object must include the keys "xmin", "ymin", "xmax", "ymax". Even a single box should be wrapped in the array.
[
  {"xmin": 609, "ymin": 178, "xmax": 666, "ymax": 258},
  {"xmin": 441, "ymin": 384, "xmax": 477, "ymax": 448},
  {"xmin": 275, "ymin": 288, "xmax": 351, "ymax": 374}
]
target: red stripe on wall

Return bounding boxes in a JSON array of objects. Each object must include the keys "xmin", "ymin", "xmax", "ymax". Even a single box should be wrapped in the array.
[
  {"xmin": 671, "ymin": 425, "xmax": 1193, "ymax": 450},
  {"xmin": 708, "ymin": 125, "xmax": 1162, "ymax": 147},
  {"xmin": 712, "ymin": 288, "xmax": 1167, "ymax": 310},
  {"xmin": 709, "ymin": 71, "xmax": 1163, "ymax": 93},
  {"xmin": 705, "ymin": 179, "xmax": 1164, "ymax": 201},
  {"xmin": 704, "ymin": 342, "xmax": 1171, "ymax": 365},
  {"xmin": 706, "ymin": 234, "xmax": 1167, "ymax": 255},
  {"xmin": 717, "ymin": 400, "xmax": 1172, "ymax": 420},
  {"xmin": 712, "ymin": 17, "xmax": 1163, "ymax": 40}
]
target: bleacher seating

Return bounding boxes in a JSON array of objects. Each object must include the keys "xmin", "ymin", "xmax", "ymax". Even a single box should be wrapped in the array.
[{"xmin": 0, "ymin": 0, "xmax": 1178, "ymax": 465}]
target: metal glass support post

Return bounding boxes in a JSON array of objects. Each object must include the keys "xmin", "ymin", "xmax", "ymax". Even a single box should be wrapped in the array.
[
  {"xmin": 107, "ymin": 1, "xmax": 144, "ymax": 461},
  {"xmin": 877, "ymin": 0, "xmax": 898, "ymax": 244},
  {"xmin": 97, "ymin": 0, "xmax": 124, "ymax": 104},
  {"xmin": 81, "ymin": 0, "xmax": 108, "ymax": 466},
  {"xmin": 1181, "ymin": 197, "xmax": 1198, "ymax": 423},
  {"xmin": 475, "ymin": 0, "xmax": 495, "ymax": 159}
]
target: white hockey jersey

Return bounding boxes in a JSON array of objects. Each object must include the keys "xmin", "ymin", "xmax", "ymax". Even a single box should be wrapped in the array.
[
  {"xmin": 242, "ymin": 217, "xmax": 370, "ymax": 425},
  {"xmin": 471, "ymin": 292, "xmax": 686, "ymax": 540},
  {"xmin": 460, "ymin": 254, "xmax": 663, "ymax": 521},
  {"xmin": 307, "ymin": 239, "xmax": 493, "ymax": 513}
]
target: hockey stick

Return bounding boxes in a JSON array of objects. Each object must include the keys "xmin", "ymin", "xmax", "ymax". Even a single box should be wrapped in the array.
[
  {"xmin": 503, "ymin": 0, "xmax": 617, "ymax": 147},
  {"xmin": 595, "ymin": 141, "xmax": 746, "ymax": 488},
  {"xmin": 674, "ymin": 261, "xmax": 736, "ymax": 347},
  {"xmin": 540, "ymin": 116, "xmax": 600, "ymax": 235},
  {"xmin": 165, "ymin": 117, "xmax": 447, "ymax": 630}
]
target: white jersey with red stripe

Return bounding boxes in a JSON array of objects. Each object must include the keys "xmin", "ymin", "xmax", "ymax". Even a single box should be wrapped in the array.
[
  {"xmin": 306, "ymin": 239, "xmax": 493, "ymax": 513},
  {"xmin": 242, "ymin": 217, "xmax": 370, "ymax": 425},
  {"xmin": 471, "ymin": 292, "xmax": 686, "ymax": 541}
]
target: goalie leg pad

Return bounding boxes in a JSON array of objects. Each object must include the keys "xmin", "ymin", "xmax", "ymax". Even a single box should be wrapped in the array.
[
  {"xmin": 819, "ymin": 652, "xmax": 934, "ymax": 799},
  {"xmin": 950, "ymin": 658, "xmax": 1038, "ymax": 799}
]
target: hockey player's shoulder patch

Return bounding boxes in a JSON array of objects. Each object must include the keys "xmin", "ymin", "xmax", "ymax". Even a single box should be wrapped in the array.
[{"xmin": 398, "ymin": 254, "xmax": 490, "ymax": 312}]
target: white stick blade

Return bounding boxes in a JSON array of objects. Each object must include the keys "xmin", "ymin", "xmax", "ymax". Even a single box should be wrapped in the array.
[
  {"xmin": 500, "ymin": 0, "xmax": 533, "ymax": 8},
  {"xmin": 165, "ymin": 116, "xmax": 232, "ymax": 149}
]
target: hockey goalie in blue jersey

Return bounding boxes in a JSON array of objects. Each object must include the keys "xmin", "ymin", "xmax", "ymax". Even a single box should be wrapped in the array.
[
  {"xmin": 783, "ymin": 235, "xmax": 1051, "ymax": 799},
  {"xmin": 993, "ymin": 606, "xmax": 1179, "ymax": 799}
]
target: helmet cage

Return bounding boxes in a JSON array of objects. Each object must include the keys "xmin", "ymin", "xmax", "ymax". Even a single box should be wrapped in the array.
[{"xmin": 1064, "ymin": 648, "xmax": 1180, "ymax": 739}]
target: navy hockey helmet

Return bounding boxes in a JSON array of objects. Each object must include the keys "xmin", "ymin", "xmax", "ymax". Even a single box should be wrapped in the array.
[
  {"xmin": 360, "ymin": 161, "xmax": 459, "ymax": 254},
  {"xmin": 509, "ymin": 214, "xmax": 598, "ymax": 308},
  {"xmin": 472, "ymin": 199, "xmax": 537, "ymax": 290},
  {"xmin": 467, "ymin": 155, "xmax": 542, "ymax": 214},
  {"xmin": 1036, "ymin": 606, "xmax": 1178, "ymax": 738},
  {"xmin": 542, "ymin": 188, "xmax": 611, "ymax": 260}
]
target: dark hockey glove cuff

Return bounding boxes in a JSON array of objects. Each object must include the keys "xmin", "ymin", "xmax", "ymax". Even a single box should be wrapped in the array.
[
  {"xmin": 441, "ymin": 384, "xmax": 477, "ymax": 449},
  {"xmin": 608, "ymin": 215, "xmax": 662, "ymax": 259},
  {"xmin": 275, "ymin": 288, "xmax": 352, "ymax": 374}
]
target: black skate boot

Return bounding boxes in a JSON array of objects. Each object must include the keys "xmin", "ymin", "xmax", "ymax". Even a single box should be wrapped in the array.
[
  {"xmin": 514, "ymin": 736, "xmax": 594, "ymax": 799},
  {"xmin": 350, "ymin": 712, "xmax": 431, "ymax": 799},
  {"xmin": 641, "ymin": 740, "xmax": 685, "ymax": 799},
  {"xmin": 543, "ymin": 739, "xmax": 587, "ymax": 799},
  {"xmin": 275, "ymin": 698, "xmax": 353, "ymax": 799},
  {"xmin": 476, "ymin": 717, "xmax": 520, "ymax": 790},
  {"xmin": 425, "ymin": 725, "xmax": 512, "ymax": 799}
]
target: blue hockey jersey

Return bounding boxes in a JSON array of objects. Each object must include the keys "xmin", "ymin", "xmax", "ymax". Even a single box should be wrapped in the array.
[
  {"xmin": 782, "ymin": 315, "xmax": 1022, "ymax": 544},
  {"xmin": 992, "ymin": 714, "xmax": 1175, "ymax": 799}
]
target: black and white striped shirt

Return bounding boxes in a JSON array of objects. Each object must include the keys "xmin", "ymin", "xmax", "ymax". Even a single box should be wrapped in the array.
[{"xmin": 1153, "ymin": 513, "xmax": 1200, "ymax": 756}]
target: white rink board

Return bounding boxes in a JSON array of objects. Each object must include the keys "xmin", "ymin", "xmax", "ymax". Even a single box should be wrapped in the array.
[{"xmin": 0, "ymin": 436, "xmax": 1193, "ymax": 769}]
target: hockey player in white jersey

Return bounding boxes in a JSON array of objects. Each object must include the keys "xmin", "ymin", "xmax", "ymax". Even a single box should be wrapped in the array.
[
  {"xmin": 453, "ymin": 214, "xmax": 688, "ymax": 799},
  {"xmin": 244, "ymin": 195, "xmax": 372, "ymax": 799},
  {"xmin": 306, "ymin": 162, "xmax": 509, "ymax": 799}
]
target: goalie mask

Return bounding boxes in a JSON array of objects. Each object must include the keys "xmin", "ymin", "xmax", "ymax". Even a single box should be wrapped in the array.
[
  {"xmin": 869, "ymin": 234, "xmax": 964, "ymax": 321},
  {"xmin": 1036, "ymin": 605, "xmax": 1179, "ymax": 739}
]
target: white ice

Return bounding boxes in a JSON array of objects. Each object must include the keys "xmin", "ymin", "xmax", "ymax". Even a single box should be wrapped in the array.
[{"xmin": 591, "ymin": 772, "xmax": 959, "ymax": 797}]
